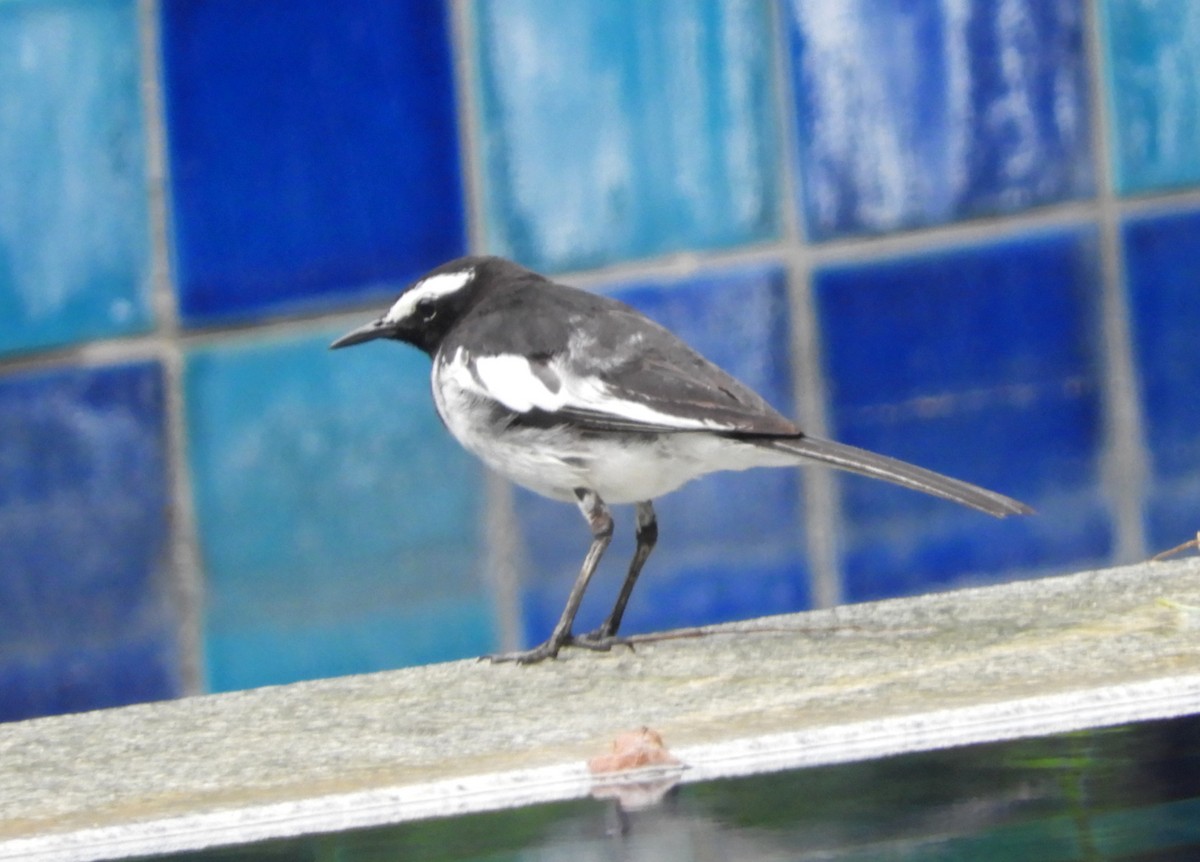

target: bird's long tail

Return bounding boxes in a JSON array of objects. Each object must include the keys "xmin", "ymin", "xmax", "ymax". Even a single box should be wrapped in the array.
[{"xmin": 761, "ymin": 435, "xmax": 1033, "ymax": 517}]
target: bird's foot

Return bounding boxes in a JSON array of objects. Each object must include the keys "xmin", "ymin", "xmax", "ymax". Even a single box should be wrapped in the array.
[
  {"xmin": 484, "ymin": 636, "xmax": 565, "ymax": 665},
  {"xmin": 482, "ymin": 628, "xmax": 633, "ymax": 664},
  {"xmin": 566, "ymin": 627, "xmax": 634, "ymax": 653}
]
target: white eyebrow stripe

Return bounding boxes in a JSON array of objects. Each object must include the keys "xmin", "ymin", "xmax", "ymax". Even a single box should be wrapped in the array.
[
  {"xmin": 469, "ymin": 353, "xmax": 723, "ymax": 431},
  {"xmin": 384, "ymin": 269, "xmax": 475, "ymax": 324}
]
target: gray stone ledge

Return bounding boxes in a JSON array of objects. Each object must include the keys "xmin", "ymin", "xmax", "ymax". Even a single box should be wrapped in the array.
[{"xmin": 3, "ymin": 558, "xmax": 1200, "ymax": 861}]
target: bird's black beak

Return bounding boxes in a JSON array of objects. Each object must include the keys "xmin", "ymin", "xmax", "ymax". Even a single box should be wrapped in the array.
[{"xmin": 330, "ymin": 318, "xmax": 393, "ymax": 350}]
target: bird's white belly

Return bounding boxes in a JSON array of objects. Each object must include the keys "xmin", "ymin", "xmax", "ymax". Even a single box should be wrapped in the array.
[
  {"xmin": 478, "ymin": 430, "xmax": 708, "ymax": 503},
  {"xmin": 447, "ymin": 415, "xmax": 703, "ymax": 503},
  {"xmin": 432, "ymin": 367, "xmax": 794, "ymax": 504}
]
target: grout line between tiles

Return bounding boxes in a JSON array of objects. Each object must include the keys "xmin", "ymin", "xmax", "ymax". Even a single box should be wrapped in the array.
[
  {"xmin": 5, "ymin": 189, "xmax": 1200, "ymax": 377},
  {"xmin": 1083, "ymin": 0, "xmax": 1149, "ymax": 563},
  {"xmin": 768, "ymin": 0, "xmax": 842, "ymax": 609},
  {"xmin": 138, "ymin": 0, "xmax": 206, "ymax": 695},
  {"xmin": 449, "ymin": 0, "xmax": 524, "ymax": 651},
  {"xmin": 1117, "ymin": 184, "xmax": 1200, "ymax": 216},
  {"xmin": 449, "ymin": 0, "xmax": 487, "ymax": 256},
  {"xmin": 805, "ymin": 198, "xmax": 1104, "ymax": 263}
]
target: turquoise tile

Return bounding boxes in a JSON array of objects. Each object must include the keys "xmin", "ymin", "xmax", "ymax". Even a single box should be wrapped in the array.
[
  {"xmin": 472, "ymin": 0, "xmax": 781, "ymax": 272},
  {"xmin": 1101, "ymin": 0, "xmax": 1200, "ymax": 193},
  {"xmin": 185, "ymin": 331, "xmax": 492, "ymax": 691},
  {"xmin": 206, "ymin": 599, "xmax": 496, "ymax": 693},
  {"xmin": 0, "ymin": 0, "xmax": 153, "ymax": 356}
]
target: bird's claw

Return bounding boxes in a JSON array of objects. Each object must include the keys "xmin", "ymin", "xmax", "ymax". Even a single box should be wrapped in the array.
[
  {"xmin": 483, "ymin": 638, "xmax": 564, "ymax": 665},
  {"xmin": 566, "ymin": 629, "xmax": 634, "ymax": 653},
  {"xmin": 482, "ymin": 629, "xmax": 633, "ymax": 664}
]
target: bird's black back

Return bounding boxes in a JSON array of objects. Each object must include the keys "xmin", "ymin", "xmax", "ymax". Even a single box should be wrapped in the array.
[{"xmin": 442, "ymin": 274, "xmax": 800, "ymax": 437}]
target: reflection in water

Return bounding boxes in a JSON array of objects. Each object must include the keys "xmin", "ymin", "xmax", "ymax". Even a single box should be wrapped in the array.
[{"xmin": 149, "ymin": 714, "xmax": 1200, "ymax": 862}]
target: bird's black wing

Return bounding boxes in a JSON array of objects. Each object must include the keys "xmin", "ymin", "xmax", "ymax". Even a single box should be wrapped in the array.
[
  {"xmin": 443, "ymin": 282, "xmax": 799, "ymax": 436},
  {"xmin": 440, "ymin": 276, "xmax": 1033, "ymax": 518}
]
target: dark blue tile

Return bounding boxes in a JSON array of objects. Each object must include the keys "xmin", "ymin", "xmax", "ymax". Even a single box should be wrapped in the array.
[
  {"xmin": 472, "ymin": 0, "xmax": 781, "ymax": 272},
  {"xmin": 515, "ymin": 265, "xmax": 809, "ymax": 644},
  {"xmin": 785, "ymin": 0, "xmax": 1093, "ymax": 239},
  {"xmin": 161, "ymin": 0, "xmax": 466, "ymax": 325},
  {"xmin": 1100, "ymin": 0, "xmax": 1200, "ymax": 193},
  {"xmin": 815, "ymin": 229, "xmax": 1111, "ymax": 601},
  {"xmin": 185, "ymin": 330, "xmax": 492, "ymax": 691},
  {"xmin": 0, "ymin": 361, "xmax": 180, "ymax": 721},
  {"xmin": 1124, "ymin": 208, "xmax": 1200, "ymax": 551},
  {"xmin": 0, "ymin": 0, "xmax": 154, "ymax": 356},
  {"xmin": 0, "ymin": 635, "xmax": 180, "ymax": 724}
]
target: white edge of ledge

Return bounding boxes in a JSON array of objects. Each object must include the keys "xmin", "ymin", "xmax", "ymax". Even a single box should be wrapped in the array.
[{"xmin": 5, "ymin": 672, "xmax": 1200, "ymax": 862}]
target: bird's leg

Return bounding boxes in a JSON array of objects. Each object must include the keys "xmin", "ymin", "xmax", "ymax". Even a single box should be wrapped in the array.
[
  {"xmin": 487, "ymin": 488, "xmax": 613, "ymax": 664},
  {"xmin": 575, "ymin": 500, "xmax": 657, "ymax": 648}
]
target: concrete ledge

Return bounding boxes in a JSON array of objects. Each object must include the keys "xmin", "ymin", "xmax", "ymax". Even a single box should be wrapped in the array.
[{"xmin": 3, "ymin": 558, "xmax": 1200, "ymax": 861}]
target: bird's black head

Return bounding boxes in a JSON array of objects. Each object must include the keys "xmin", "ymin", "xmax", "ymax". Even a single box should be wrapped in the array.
[{"xmin": 330, "ymin": 256, "xmax": 536, "ymax": 355}]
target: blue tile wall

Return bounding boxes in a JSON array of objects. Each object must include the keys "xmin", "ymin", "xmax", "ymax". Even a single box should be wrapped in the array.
[
  {"xmin": 472, "ymin": 0, "xmax": 781, "ymax": 272},
  {"xmin": 7, "ymin": 0, "xmax": 1200, "ymax": 718},
  {"xmin": 515, "ymin": 265, "xmax": 809, "ymax": 644},
  {"xmin": 185, "ymin": 331, "xmax": 492, "ymax": 691},
  {"xmin": 160, "ymin": 0, "xmax": 466, "ymax": 326},
  {"xmin": 1124, "ymin": 208, "xmax": 1200, "ymax": 552},
  {"xmin": 785, "ymin": 0, "xmax": 1093, "ymax": 239},
  {"xmin": 816, "ymin": 229, "xmax": 1111, "ymax": 601},
  {"xmin": 0, "ymin": 362, "xmax": 179, "ymax": 722},
  {"xmin": 0, "ymin": 0, "xmax": 153, "ymax": 356},
  {"xmin": 1100, "ymin": 0, "xmax": 1200, "ymax": 194}
]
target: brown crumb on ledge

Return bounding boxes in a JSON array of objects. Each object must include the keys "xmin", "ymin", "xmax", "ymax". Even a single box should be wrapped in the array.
[{"xmin": 587, "ymin": 727, "xmax": 682, "ymax": 775}]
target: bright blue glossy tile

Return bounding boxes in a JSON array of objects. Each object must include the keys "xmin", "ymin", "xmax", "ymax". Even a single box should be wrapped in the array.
[
  {"xmin": 186, "ymin": 331, "xmax": 492, "ymax": 691},
  {"xmin": 815, "ymin": 230, "xmax": 1110, "ymax": 601},
  {"xmin": 1100, "ymin": 0, "xmax": 1200, "ymax": 193},
  {"xmin": 0, "ymin": 0, "xmax": 153, "ymax": 356},
  {"xmin": 0, "ymin": 362, "xmax": 179, "ymax": 721},
  {"xmin": 785, "ymin": 0, "xmax": 1093, "ymax": 239},
  {"xmin": 515, "ymin": 265, "xmax": 809, "ymax": 645},
  {"xmin": 161, "ymin": 0, "xmax": 465, "ymax": 325},
  {"xmin": 473, "ymin": 0, "xmax": 781, "ymax": 272},
  {"xmin": 1124, "ymin": 208, "xmax": 1200, "ymax": 551}
]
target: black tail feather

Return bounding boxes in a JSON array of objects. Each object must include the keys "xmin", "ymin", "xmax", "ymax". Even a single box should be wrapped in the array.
[{"xmin": 763, "ymin": 435, "xmax": 1033, "ymax": 518}]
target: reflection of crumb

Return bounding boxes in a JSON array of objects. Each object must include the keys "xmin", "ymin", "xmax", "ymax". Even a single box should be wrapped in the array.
[
  {"xmin": 591, "ymin": 774, "xmax": 679, "ymax": 812},
  {"xmin": 587, "ymin": 727, "xmax": 682, "ymax": 774}
]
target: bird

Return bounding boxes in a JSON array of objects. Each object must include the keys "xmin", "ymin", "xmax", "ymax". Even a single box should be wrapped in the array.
[{"xmin": 331, "ymin": 255, "xmax": 1032, "ymax": 664}]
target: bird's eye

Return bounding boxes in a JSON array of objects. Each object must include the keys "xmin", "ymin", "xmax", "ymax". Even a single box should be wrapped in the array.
[{"xmin": 415, "ymin": 298, "xmax": 437, "ymax": 322}]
